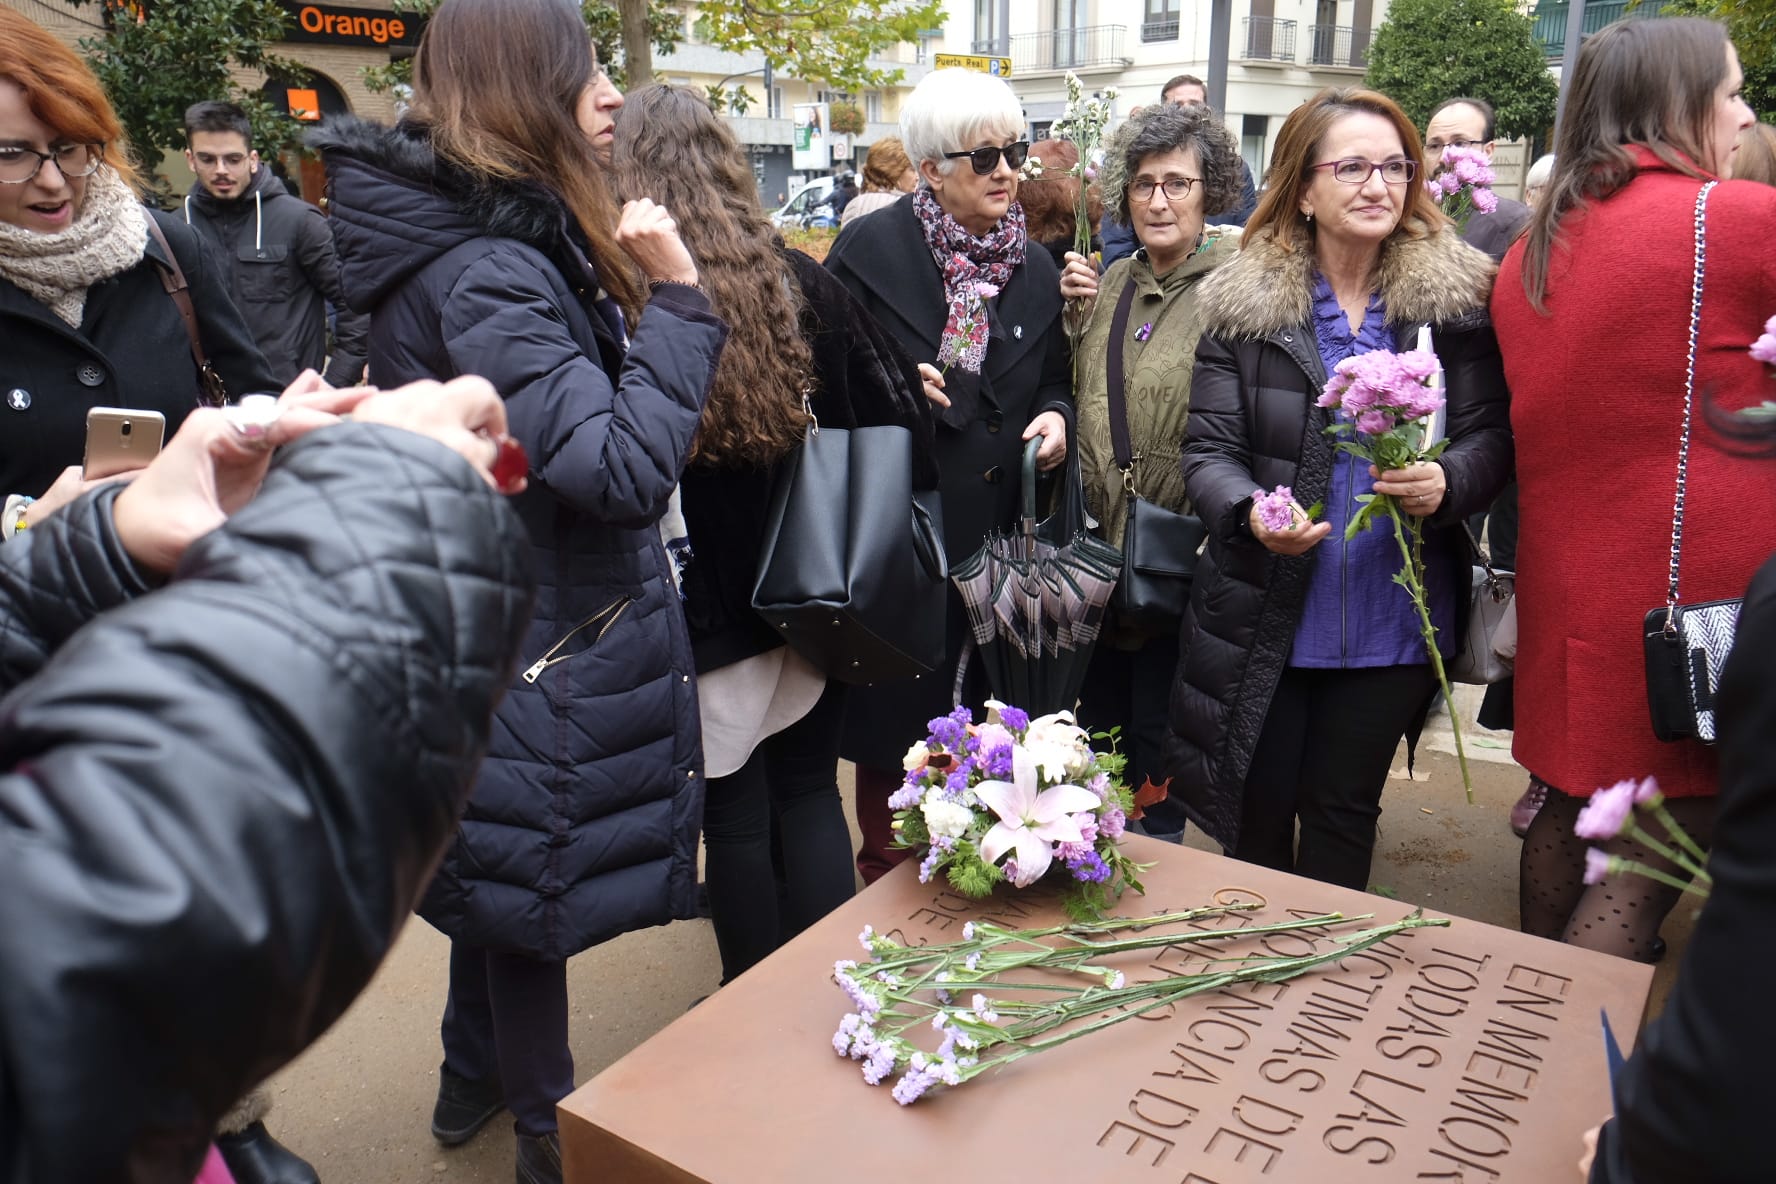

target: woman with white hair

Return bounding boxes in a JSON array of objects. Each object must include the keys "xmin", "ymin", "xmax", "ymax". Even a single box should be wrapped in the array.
[{"xmin": 826, "ymin": 67, "xmax": 1071, "ymax": 883}]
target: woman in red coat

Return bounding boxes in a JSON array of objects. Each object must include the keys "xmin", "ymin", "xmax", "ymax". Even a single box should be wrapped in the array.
[{"xmin": 1492, "ymin": 16, "xmax": 1776, "ymax": 962}]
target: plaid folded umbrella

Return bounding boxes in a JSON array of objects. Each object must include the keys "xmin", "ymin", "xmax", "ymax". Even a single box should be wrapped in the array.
[{"xmin": 951, "ymin": 435, "xmax": 1122, "ymax": 716}]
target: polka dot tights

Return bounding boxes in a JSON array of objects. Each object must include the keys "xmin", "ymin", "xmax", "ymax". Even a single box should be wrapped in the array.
[{"xmin": 1519, "ymin": 777, "xmax": 1715, "ymax": 963}]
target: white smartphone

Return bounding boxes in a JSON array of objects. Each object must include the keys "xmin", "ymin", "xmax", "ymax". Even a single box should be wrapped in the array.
[{"xmin": 83, "ymin": 407, "xmax": 166, "ymax": 480}]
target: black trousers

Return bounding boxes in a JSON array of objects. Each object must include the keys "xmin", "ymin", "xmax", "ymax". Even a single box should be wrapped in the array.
[
  {"xmin": 441, "ymin": 943, "xmax": 572, "ymax": 1136},
  {"xmin": 1077, "ymin": 634, "xmax": 1186, "ymax": 834},
  {"xmin": 1235, "ymin": 663, "xmax": 1435, "ymax": 890},
  {"xmin": 703, "ymin": 680, "xmax": 854, "ymax": 982}
]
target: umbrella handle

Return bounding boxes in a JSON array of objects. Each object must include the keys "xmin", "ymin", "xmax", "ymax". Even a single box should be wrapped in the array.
[{"xmin": 1021, "ymin": 434, "xmax": 1044, "ymax": 555}]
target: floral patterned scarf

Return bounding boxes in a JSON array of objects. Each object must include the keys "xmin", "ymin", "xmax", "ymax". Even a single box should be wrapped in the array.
[{"xmin": 911, "ymin": 185, "xmax": 1027, "ymax": 374}]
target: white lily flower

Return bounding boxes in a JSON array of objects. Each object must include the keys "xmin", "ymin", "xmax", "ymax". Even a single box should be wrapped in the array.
[{"xmin": 974, "ymin": 747, "xmax": 1101, "ymax": 887}]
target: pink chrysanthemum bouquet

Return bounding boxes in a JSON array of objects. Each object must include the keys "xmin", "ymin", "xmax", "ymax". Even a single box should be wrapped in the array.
[{"xmin": 1427, "ymin": 143, "xmax": 1499, "ymax": 231}]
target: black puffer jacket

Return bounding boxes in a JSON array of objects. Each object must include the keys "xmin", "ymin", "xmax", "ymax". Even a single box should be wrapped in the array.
[
  {"xmin": 0, "ymin": 425, "xmax": 532, "ymax": 1183},
  {"xmin": 1163, "ymin": 228, "xmax": 1513, "ymax": 849},
  {"xmin": 311, "ymin": 117, "xmax": 727, "ymax": 960}
]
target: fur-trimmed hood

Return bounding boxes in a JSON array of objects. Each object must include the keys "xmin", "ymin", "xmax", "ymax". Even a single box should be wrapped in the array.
[
  {"xmin": 1197, "ymin": 225, "xmax": 1497, "ymax": 339},
  {"xmin": 307, "ymin": 115, "xmax": 578, "ymax": 313}
]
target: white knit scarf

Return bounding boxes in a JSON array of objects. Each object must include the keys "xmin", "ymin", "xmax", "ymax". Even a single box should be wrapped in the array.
[{"xmin": 0, "ymin": 167, "xmax": 148, "ymax": 327}]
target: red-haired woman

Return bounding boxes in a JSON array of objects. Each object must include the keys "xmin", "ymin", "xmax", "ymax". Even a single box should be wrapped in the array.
[
  {"xmin": 1164, "ymin": 87, "xmax": 1512, "ymax": 890},
  {"xmin": 0, "ymin": 9, "xmax": 272, "ymax": 542}
]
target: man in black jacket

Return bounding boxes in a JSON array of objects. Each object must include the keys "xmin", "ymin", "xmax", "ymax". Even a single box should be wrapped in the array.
[{"xmin": 181, "ymin": 102, "xmax": 368, "ymax": 384}]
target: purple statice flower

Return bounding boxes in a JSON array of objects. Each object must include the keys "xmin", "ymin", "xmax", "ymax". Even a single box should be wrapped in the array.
[
  {"xmin": 1252, "ymin": 485, "xmax": 1296, "ymax": 532},
  {"xmin": 1584, "ymin": 848, "xmax": 1614, "ymax": 886},
  {"xmin": 1472, "ymin": 187, "xmax": 1499, "ymax": 214},
  {"xmin": 1001, "ymin": 856, "xmax": 1021, "ymax": 884},
  {"xmin": 918, "ymin": 838, "xmax": 952, "ymax": 884},
  {"xmin": 926, "ymin": 706, "xmax": 974, "ymax": 750},
  {"xmin": 1067, "ymin": 849, "xmax": 1112, "ymax": 883},
  {"xmin": 1099, "ymin": 805, "xmax": 1126, "ymax": 839},
  {"xmin": 970, "ymin": 993, "xmax": 1000, "ymax": 1022},
  {"xmin": 944, "ymin": 769, "xmax": 972, "ymax": 795},
  {"xmin": 1574, "ymin": 780, "xmax": 1637, "ymax": 840},
  {"xmin": 833, "ymin": 1013, "xmax": 863, "ymax": 1056},
  {"xmin": 1107, "ymin": 970, "xmax": 1127, "ymax": 989},
  {"xmin": 888, "ymin": 781, "xmax": 925, "ymax": 810},
  {"xmin": 964, "ymin": 951, "xmax": 981, "ymax": 972},
  {"xmin": 891, "ymin": 1055, "xmax": 945, "ymax": 1104},
  {"xmin": 997, "ymin": 704, "xmax": 1030, "ymax": 733},
  {"xmin": 961, "ymin": 921, "xmax": 977, "ymax": 940},
  {"xmin": 983, "ymin": 743, "xmax": 1015, "ymax": 779},
  {"xmin": 862, "ymin": 1038, "xmax": 900, "ymax": 1085},
  {"xmin": 836, "ymin": 972, "xmax": 881, "ymax": 1021},
  {"xmin": 1750, "ymin": 315, "xmax": 1776, "ymax": 365}
]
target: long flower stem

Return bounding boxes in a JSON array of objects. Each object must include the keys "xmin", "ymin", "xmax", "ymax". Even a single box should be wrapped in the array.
[
  {"xmin": 1648, "ymin": 799, "xmax": 1710, "ymax": 868},
  {"xmin": 1610, "ymin": 857, "xmax": 1711, "ymax": 899},
  {"xmin": 1386, "ymin": 498, "xmax": 1473, "ymax": 802},
  {"xmin": 1624, "ymin": 822, "xmax": 1713, "ymax": 887}
]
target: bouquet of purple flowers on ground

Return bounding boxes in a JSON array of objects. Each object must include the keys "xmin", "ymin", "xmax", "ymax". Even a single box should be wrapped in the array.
[
  {"xmin": 890, "ymin": 700, "xmax": 1152, "ymax": 919},
  {"xmin": 1427, "ymin": 143, "xmax": 1499, "ymax": 231},
  {"xmin": 1315, "ymin": 347, "xmax": 1475, "ymax": 800},
  {"xmin": 1577, "ymin": 776, "xmax": 1711, "ymax": 899}
]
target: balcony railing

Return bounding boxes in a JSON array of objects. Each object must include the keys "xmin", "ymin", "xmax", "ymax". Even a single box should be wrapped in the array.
[
  {"xmin": 1241, "ymin": 15, "xmax": 1296, "ymax": 63},
  {"xmin": 1531, "ymin": 0, "xmax": 1664, "ymax": 57},
  {"xmin": 1306, "ymin": 24, "xmax": 1364, "ymax": 68},
  {"xmin": 1002, "ymin": 24, "xmax": 1130, "ymax": 72},
  {"xmin": 1141, "ymin": 18, "xmax": 1179, "ymax": 42}
]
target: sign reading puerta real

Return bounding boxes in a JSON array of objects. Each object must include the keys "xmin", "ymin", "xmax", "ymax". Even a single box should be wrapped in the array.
[{"xmin": 560, "ymin": 841, "xmax": 1653, "ymax": 1183}]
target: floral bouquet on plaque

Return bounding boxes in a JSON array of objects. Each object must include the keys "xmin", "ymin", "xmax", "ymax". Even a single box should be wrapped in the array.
[
  {"xmin": 1312, "ymin": 348, "xmax": 1476, "ymax": 801},
  {"xmin": 1426, "ymin": 143, "xmax": 1499, "ymax": 231},
  {"xmin": 889, "ymin": 701, "xmax": 1159, "ymax": 919}
]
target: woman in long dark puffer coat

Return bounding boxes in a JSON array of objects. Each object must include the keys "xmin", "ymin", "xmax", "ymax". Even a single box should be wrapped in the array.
[{"xmin": 310, "ymin": 0, "xmax": 725, "ymax": 1176}]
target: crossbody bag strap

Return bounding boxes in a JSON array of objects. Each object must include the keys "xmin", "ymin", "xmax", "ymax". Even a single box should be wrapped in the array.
[
  {"xmin": 1105, "ymin": 277, "xmax": 1141, "ymax": 484},
  {"xmin": 143, "ymin": 217, "xmax": 229, "ymax": 407},
  {"xmin": 1661, "ymin": 180, "xmax": 1717, "ymax": 632}
]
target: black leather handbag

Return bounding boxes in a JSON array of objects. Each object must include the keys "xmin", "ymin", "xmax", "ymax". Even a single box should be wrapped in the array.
[
  {"xmin": 752, "ymin": 417, "xmax": 948, "ymax": 685},
  {"xmin": 1104, "ymin": 277, "xmax": 1206, "ymax": 633}
]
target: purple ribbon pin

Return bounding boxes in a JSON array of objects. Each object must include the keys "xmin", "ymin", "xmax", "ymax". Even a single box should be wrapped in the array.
[{"xmin": 1135, "ymin": 322, "xmax": 1153, "ymax": 342}]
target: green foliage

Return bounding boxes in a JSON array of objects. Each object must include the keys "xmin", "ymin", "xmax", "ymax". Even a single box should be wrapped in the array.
[
  {"xmin": 1364, "ymin": 0, "xmax": 1560, "ymax": 141},
  {"xmin": 362, "ymin": 0, "xmax": 683, "ymax": 93},
  {"xmin": 1661, "ymin": 0, "xmax": 1776, "ymax": 120},
  {"xmin": 692, "ymin": 0, "xmax": 946, "ymax": 92},
  {"xmin": 72, "ymin": 0, "xmax": 306, "ymax": 185},
  {"xmin": 947, "ymin": 843, "xmax": 1003, "ymax": 898}
]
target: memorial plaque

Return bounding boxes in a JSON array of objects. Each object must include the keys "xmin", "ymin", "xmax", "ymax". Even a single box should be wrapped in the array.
[{"xmin": 559, "ymin": 840, "xmax": 1651, "ymax": 1183}]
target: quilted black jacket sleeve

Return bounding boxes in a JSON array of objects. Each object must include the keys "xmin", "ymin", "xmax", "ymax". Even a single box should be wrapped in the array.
[{"xmin": 0, "ymin": 424, "xmax": 533, "ymax": 1183}]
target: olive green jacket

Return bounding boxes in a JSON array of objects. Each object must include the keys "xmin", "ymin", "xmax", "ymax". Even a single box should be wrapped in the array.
[{"xmin": 1074, "ymin": 229, "xmax": 1240, "ymax": 549}]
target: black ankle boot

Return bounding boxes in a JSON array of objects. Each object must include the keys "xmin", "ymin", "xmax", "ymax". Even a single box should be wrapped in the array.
[
  {"xmin": 515, "ymin": 1131, "xmax": 562, "ymax": 1184},
  {"xmin": 215, "ymin": 1122, "xmax": 320, "ymax": 1184},
  {"xmin": 431, "ymin": 1063, "xmax": 506, "ymax": 1146}
]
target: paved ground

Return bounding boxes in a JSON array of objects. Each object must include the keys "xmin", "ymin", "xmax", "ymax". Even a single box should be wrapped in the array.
[{"xmin": 265, "ymin": 687, "xmax": 1693, "ymax": 1181}]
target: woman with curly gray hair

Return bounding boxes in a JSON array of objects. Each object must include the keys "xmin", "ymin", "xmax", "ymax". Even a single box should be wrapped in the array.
[{"xmin": 1057, "ymin": 101, "xmax": 1243, "ymax": 840}]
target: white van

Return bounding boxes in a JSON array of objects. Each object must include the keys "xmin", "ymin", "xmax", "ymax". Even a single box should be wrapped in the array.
[{"xmin": 769, "ymin": 176, "xmax": 837, "ymax": 229}]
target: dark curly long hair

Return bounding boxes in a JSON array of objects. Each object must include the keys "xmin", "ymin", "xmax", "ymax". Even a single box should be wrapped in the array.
[
  {"xmin": 1100, "ymin": 103, "xmax": 1242, "ymax": 227},
  {"xmin": 611, "ymin": 86, "xmax": 813, "ymax": 467}
]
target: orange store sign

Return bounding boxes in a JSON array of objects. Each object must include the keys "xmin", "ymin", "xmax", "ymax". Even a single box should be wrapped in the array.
[{"xmin": 279, "ymin": 1, "xmax": 422, "ymax": 48}]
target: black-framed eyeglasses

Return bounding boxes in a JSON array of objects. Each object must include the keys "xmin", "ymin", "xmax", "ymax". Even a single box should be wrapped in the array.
[
  {"xmin": 1310, "ymin": 157, "xmax": 1417, "ymax": 185},
  {"xmin": 1129, "ymin": 177, "xmax": 1203, "ymax": 202},
  {"xmin": 1426, "ymin": 138, "xmax": 1486, "ymax": 154},
  {"xmin": 0, "ymin": 143, "xmax": 105, "ymax": 185},
  {"xmin": 943, "ymin": 140, "xmax": 1030, "ymax": 176}
]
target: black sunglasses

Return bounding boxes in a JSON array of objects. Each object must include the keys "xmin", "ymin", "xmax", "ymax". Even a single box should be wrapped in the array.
[{"xmin": 943, "ymin": 141, "xmax": 1030, "ymax": 176}]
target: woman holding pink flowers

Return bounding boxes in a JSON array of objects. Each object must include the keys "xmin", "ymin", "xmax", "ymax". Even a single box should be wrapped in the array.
[{"xmin": 1161, "ymin": 87, "xmax": 1512, "ymax": 891}]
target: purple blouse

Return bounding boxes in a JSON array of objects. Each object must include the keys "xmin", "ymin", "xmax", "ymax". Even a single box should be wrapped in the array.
[{"xmin": 1289, "ymin": 274, "xmax": 1456, "ymax": 668}]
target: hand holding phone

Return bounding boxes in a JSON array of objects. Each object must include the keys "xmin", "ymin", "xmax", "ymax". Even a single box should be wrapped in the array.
[{"xmin": 84, "ymin": 407, "xmax": 166, "ymax": 480}]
